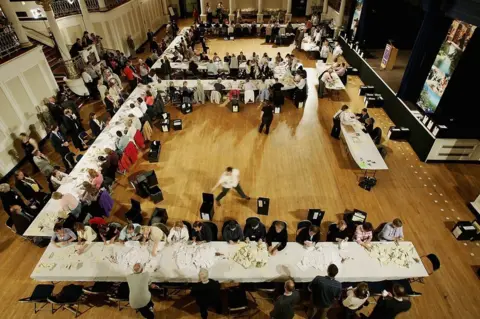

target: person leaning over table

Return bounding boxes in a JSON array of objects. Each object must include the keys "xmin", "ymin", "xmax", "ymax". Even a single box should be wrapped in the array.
[
  {"xmin": 52, "ymin": 191, "xmax": 81, "ymax": 217},
  {"xmin": 326, "ymin": 220, "xmax": 349, "ymax": 242},
  {"xmin": 115, "ymin": 131, "xmax": 131, "ymax": 153},
  {"xmin": 74, "ymin": 222, "xmax": 97, "ymax": 254},
  {"xmin": 270, "ymin": 279, "xmax": 300, "ymax": 319},
  {"xmin": 308, "ymin": 264, "xmax": 342, "ymax": 319},
  {"xmin": 363, "ymin": 118, "xmax": 375, "ymax": 137},
  {"xmin": 356, "ymin": 108, "xmax": 370, "ymax": 124},
  {"xmin": 50, "ymin": 167, "xmax": 68, "ymax": 190},
  {"xmin": 51, "ymin": 223, "xmax": 77, "ymax": 247},
  {"xmin": 167, "ymin": 221, "xmax": 189, "ymax": 243},
  {"xmin": 378, "ymin": 218, "xmax": 404, "ymax": 242},
  {"xmin": 266, "ymin": 221, "xmax": 288, "ymax": 255},
  {"xmin": 354, "ymin": 222, "xmax": 374, "ymax": 248},
  {"xmin": 244, "ymin": 218, "xmax": 267, "ymax": 242},
  {"xmin": 119, "ymin": 223, "xmax": 142, "ymax": 242},
  {"xmin": 331, "ymin": 104, "xmax": 349, "ymax": 139},
  {"xmin": 296, "ymin": 225, "xmax": 320, "ymax": 247},
  {"xmin": 141, "ymin": 226, "xmax": 166, "ymax": 256},
  {"xmin": 192, "ymin": 221, "xmax": 213, "ymax": 243},
  {"xmin": 194, "ymin": 79, "xmax": 206, "ymax": 104},
  {"xmin": 342, "ymin": 282, "xmax": 370, "ymax": 319},
  {"xmin": 127, "ymin": 263, "xmax": 157, "ymax": 319},
  {"xmin": 223, "ymin": 220, "xmax": 244, "ymax": 244},
  {"xmin": 99, "ymin": 222, "xmax": 121, "ymax": 244},
  {"xmin": 128, "ymin": 113, "xmax": 142, "ymax": 131}
]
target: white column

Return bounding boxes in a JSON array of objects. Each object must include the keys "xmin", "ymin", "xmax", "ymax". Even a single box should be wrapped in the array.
[
  {"xmin": 0, "ymin": 0, "xmax": 32, "ymax": 47},
  {"xmin": 228, "ymin": 0, "xmax": 235, "ymax": 22},
  {"xmin": 199, "ymin": 0, "xmax": 206, "ymax": 21},
  {"xmin": 285, "ymin": 0, "xmax": 292, "ymax": 22},
  {"xmin": 78, "ymin": 0, "xmax": 95, "ymax": 33},
  {"xmin": 335, "ymin": 0, "xmax": 346, "ymax": 38},
  {"xmin": 44, "ymin": 7, "xmax": 71, "ymax": 61},
  {"xmin": 322, "ymin": 0, "xmax": 328, "ymax": 20},
  {"xmin": 306, "ymin": 0, "xmax": 312, "ymax": 15},
  {"xmin": 98, "ymin": 0, "xmax": 107, "ymax": 10},
  {"xmin": 257, "ymin": 0, "xmax": 263, "ymax": 23},
  {"xmin": 162, "ymin": 0, "xmax": 170, "ymax": 24}
]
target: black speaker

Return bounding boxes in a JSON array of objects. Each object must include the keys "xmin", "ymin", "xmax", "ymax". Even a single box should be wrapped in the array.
[
  {"xmin": 148, "ymin": 141, "xmax": 161, "ymax": 162},
  {"xmin": 181, "ymin": 103, "xmax": 192, "ymax": 114},
  {"xmin": 257, "ymin": 197, "xmax": 270, "ymax": 216}
]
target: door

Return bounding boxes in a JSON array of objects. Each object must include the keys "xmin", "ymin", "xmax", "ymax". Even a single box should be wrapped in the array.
[{"xmin": 292, "ymin": 0, "xmax": 307, "ymax": 17}]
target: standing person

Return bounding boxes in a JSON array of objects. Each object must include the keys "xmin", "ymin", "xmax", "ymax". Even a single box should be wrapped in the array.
[
  {"xmin": 89, "ymin": 112, "xmax": 104, "ymax": 137},
  {"xmin": 63, "ymin": 109, "xmax": 86, "ymax": 151},
  {"xmin": 320, "ymin": 41, "xmax": 330, "ymax": 63},
  {"xmin": 127, "ymin": 35, "xmax": 136, "ymax": 58},
  {"xmin": 33, "ymin": 150, "xmax": 54, "ymax": 177},
  {"xmin": 308, "ymin": 264, "xmax": 342, "ymax": 319},
  {"xmin": 216, "ymin": 2, "xmax": 223, "ymax": 22},
  {"xmin": 193, "ymin": 6, "xmax": 199, "ymax": 24},
  {"xmin": 146, "ymin": 29, "xmax": 154, "ymax": 50},
  {"xmin": 332, "ymin": 42, "xmax": 343, "ymax": 62},
  {"xmin": 368, "ymin": 284, "xmax": 411, "ymax": 319},
  {"xmin": 342, "ymin": 282, "xmax": 369, "ymax": 319},
  {"xmin": 50, "ymin": 125, "xmax": 74, "ymax": 172},
  {"xmin": 190, "ymin": 268, "xmax": 222, "ymax": 319},
  {"xmin": 270, "ymin": 280, "xmax": 300, "ymax": 319},
  {"xmin": 19, "ymin": 133, "xmax": 40, "ymax": 172},
  {"xmin": 124, "ymin": 60, "xmax": 140, "ymax": 91},
  {"xmin": 331, "ymin": 105, "xmax": 349, "ymax": 139},
  {"xmin": 259, "ymin": 101, "xmax": 274, "ymax": 134},
  {"xmin": 206, "ymin": 3, "xmax": 213, "ymax": 24},
  {"xmin": 126, "ymin": 263, "xmax": 156, "ymax": 319},
  {"xmin": 211, "ymin": 167, "xmax": 251, "ymax": 206}
]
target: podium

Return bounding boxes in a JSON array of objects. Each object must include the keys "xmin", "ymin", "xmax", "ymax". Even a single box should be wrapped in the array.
[{"xmin": 380, "ymin": 43, "xmax": 398, "ymax": 71}]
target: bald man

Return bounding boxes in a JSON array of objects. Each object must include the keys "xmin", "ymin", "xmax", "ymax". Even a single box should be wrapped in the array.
[
  {"xmin": 270, "ymin": 279, "xmax": 300, "ymax": 319},
  {"xmin": 190, "ymin": 268, "xmax": 222, "ymax": 318},
  {"xmin": 126, "ymin": 263, "xmax": 155, "ymax": 318}
]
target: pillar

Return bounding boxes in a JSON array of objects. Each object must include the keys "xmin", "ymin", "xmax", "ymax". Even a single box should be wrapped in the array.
[
  {"xmin": 98, "ymin": 0, "xmax": 107, "ymax": 10},
  {"xmin": 78, "ymin": 0, "xmax": 95, "ymax": 33},
  {"xmin": 0, "ymin": 0, "xmax": 32, "ymax": 48},
  {"xmin": 257, "ymin": 0, "xmax": 263, "ymax": 23},
  {"xmin": 334, "ymin": 0, "xmax": 346, "ymax": 38},
  {"xmin": 200, "ymin": 0, "xmax": 206, "ymax": 21},
  {"xmin": 285, "ymin": 0, "xmax": 292, "ymax": 22},
  {"xmin": 228, "ymin": 0, "xmax": 235, "ymax": 22},
  {"xmin": 162, "ymin": 0, "xmax": 170, "ymax": 24},
  {"xmin": 322, "ymin": 0, "xmax": 328, "ymax": 20},
  {"xmin": 306, "ymin": 0, "xmax": 312, "ymax": 15}
]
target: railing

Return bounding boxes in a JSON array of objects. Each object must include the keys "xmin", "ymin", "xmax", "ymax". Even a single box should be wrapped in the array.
[
  {"xmin": 0, "ymin": 26, "xmax": 21, "ymax": 59},
  {"xmin": 86, "ymin": 0, "xmax": 99, "ymax": 11},
  {"xmin": 105, "ymin": 0, "xmax": 129, "ymax": 10},
  {"xmin": 22, "ymin": 25, "xmax": 56, "ymax": 47},
  {"xmin": 51, "ymin": 0, "xmax": 81, "ymax": 18}
]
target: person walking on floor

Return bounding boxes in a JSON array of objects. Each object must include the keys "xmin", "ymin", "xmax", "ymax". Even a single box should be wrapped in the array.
[
  {"xmin": 308, "ymin": 264, "xmax": 342, "ymax": 319},
  {"xmin": 126, "ymin": 263, "xmax": 157, "ymax": 319},
  {"xmin": 270, "ymin": 279, "xmax": 300, "ymax": 319},
  {"xmin": 211, "ymin": 167, "xmax": 250, "ymax": 206},
  {"xmin": 331, "ymin": 105, "xmax": 349, "ymax": 139},
  {"xmin": 259, "ymin": 101, "xmax": 274, "ymax": 134}
]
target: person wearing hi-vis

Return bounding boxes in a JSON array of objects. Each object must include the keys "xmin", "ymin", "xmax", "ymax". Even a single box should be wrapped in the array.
[{"xmin": 211, "ymin": 167, "xmax": 251, "ymax": 206}]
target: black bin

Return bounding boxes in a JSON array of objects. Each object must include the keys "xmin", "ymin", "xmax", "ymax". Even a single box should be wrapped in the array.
[
  {"xmin": 257, "ymin": 197, "xmax": 270, "ymax": 216},
  {"xmin": 200, "ymin": 193, "xmax": 215, "ymax": 221}
]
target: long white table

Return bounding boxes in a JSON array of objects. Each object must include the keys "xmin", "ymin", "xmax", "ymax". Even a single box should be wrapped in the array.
[
  {"xmin": 341, "ymin": 119, "xmax": 388, "ymax": 171},
  {"xmin": 152, "ymin": 79, "xmax": 295, "ymax": 91},
  {"xmin": 31, "ymin": 241, "xmax": 427, "ymax": 283},
  {"xmin": 316, "ymin": 61, "xmax": 345, "ymax": 90},
  {"xmin": 23, "ymin": 86, "xmax": 149, "ymax": 237}
]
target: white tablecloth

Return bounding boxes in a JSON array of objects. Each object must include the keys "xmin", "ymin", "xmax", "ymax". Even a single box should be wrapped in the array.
[
  {"xmin": 152, "ymin": 79, "xmax": 295, "ymax": 91},
  {"xmin": 23, "ymin": 86, "xmax": 149, "ymax": 237},
  {"xmin": 341, "ymin": 120, "xmax": 388, "ymax": 170},
  {"xmin": 31, "ymin": 241, "xmax": 426, "ymax": 283},
  {"xmin": 316, "ymin": 61, "xmax": 345, "ymax": 90}
]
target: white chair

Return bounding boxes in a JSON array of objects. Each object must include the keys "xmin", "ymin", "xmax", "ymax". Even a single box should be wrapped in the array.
[
  {"xmin": 210, "ymin": 91, "xmax": 221, "ymax": 104},
  {"xmin": 244, "ymin": 90, "xmax": 255, "ymax": 104}
]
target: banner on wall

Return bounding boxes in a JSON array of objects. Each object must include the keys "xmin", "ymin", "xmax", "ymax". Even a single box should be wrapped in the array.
[
  {"xmin": 417, "ymin": 20, "xmax": 476, "ymax": 114},
  {"xmin": 350, "ymin": 0, "xmax": 364, "ymax": 39}
]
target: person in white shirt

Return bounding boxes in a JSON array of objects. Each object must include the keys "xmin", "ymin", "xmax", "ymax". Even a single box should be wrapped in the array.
[
  {"xmin": 332, "ymin": 42, "xmax": 343, "ymax": 62},
  {"xmin": 141, "ymin": 226, "xmax": 166, "ymax": 256},
  {"xmin": 128, "ymin": 113, "xmax": 142, "ymax": 131},
  {"xmin": 129, "ymin": 102, "xmax": 144, "ymax": 118},
  {"xmin": 243, "ymin": 78, "xmax": 256, "ymax": 91},
  {"xmin": 318, "ymin": 68, "xmax": 334, "ymax": 98},
  {"xmin": 342, "ymin": 282, "xmax": 369, "ymax": 317},
  {"xmin": 331, "ymin": 104, "xmax": 350, "ymax": 139},
  {"xmin": 136, "ymin": 97, "xmax": 148, "ymax": 114},
  {"xmin": 167, "ymin": 221, "xmax": 189, "ymax": 243},
  {"xmin": 74, "ymin": 222, "xmax": 97, "ymax": 254},
  {"xmin": 50, "ymin": 168, "xmax": 68, "ymax": 190},
  {"xmin": 320, "ymin": 41, "xmax": 330, "ymax": 62},
  {"xmin": 211, "ymin": 167, "xmax": 250, "ymax": 206}
]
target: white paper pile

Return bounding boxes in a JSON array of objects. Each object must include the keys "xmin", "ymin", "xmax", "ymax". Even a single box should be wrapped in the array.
[
  {"xmin": 232, "ymin": 242, "xmax": 269, "ymax": 269},
  {"xmin": 367, "ymin": 243, "xmax": 416, "ymax": 268},
  {"xmin": 117, "ymin": 243, "xmax": 162, "ymax": 273},
  {"xmin": 173, "ymin": 243, "xmax": 217, "ymax": 270},
  {"xmin": 297, "ymin": 245, "xmax": 343, "ymax": 272}
]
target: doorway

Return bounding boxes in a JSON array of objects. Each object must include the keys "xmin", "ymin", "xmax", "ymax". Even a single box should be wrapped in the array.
[
  {"xmin": 179, "ymin": 0, "xmax": 201, "ymax": 18},
  {"xmin": 292, "ymin": 0, "xmax": 307, "ymax": 17}
]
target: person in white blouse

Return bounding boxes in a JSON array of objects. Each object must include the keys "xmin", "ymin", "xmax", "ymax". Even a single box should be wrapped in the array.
[
  {"xmin": 318, "ymin": 68, "xmax": 334, "ymax": 98},
  {"xmin": 141, "ymin": 226, "xmax": 166, "ymax": 256},
  {"xmin": 320, "ymin": 41, "xmax": 330, "ymax": 63},
  {"xmin": 129, "ymin": 102, "xmax": 144, "ymax": 118},
  {"xmin": 342, "ymin": 282, "xmax": 369, "ymax": 318},
  {"xmin": 332, "ymin": 42, "xmax": 343, "ymax": 62},
  {"xmin": 136, "ymin": 97, "xmax": 148, "ymax": 114},
  {"xmin": 128, "ymin": 113, "xmax": 142, "ymax": 131},
  {"xmin": 243, "ymin": 78, "xmax": 256, "ymax": 91},
  {"xmin": 74, "ymin": 222, "xmax": 97, "ymax": 254},
  {"xmin": 50, "ymin": 168, "xmax": 68, "ymax": 190},
  {"xmin": 211, "ymin": 167, "xmax": 250, "ymax": 206},
  {"xmin": 167, "ymin": 221, "xmax": 189, "ymax": 243}
]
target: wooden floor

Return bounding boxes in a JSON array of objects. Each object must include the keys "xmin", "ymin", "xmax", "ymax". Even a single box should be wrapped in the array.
[{"xmin": 1, "ymin": 20, "xmax": 480, "ymax": 319}]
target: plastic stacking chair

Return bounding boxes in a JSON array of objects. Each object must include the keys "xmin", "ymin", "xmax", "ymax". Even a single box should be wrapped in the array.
[
  {"xmin": 244, "ymin": 90, "xmax": 255, "ymax": 104},
  {"xmin": 210, "ymin": 90, "xmax": 221, "ymax": 104},
  {"xmin": 125, "ymin": 199, "xmax": 143, "ymax": 224},
  {"xmin": 18, "ymin": 284, "xmax": 54, "ymax": 314},
  {"xmin": 182, "ymin": 220, "xmax": 193, "ymax": 239},
  {"xmin": 410, "ymin": 254, "xmax": 441, "ymax": 284},
  {"xmin": 47, "ymin": 284, "xmax": 85, "ymax": 317}
]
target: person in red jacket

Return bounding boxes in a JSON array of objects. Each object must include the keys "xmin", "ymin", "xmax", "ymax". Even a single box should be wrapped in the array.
[{"xmin": 123, "ymin": 60, "xmax": 140, "ymax": 91}]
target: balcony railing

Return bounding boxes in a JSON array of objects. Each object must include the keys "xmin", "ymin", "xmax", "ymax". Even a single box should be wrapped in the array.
[
  {"xmin": 51, "ymin": 0, "xmax": 128, "ymax": 17},
  {"xmin": 86, "ymin": 0, "xmax": 100, "ymax": 11},
  {"xmin": 0, "ymin": 26, "xmax": 21, "ymax": 59},
  {"xmin": 105, "ymin": 0, "xmax": 129, "ymax": 10}
]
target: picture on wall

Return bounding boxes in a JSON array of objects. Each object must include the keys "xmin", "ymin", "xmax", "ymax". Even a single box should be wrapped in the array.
[
  {"xmin": 350, "ymin": 0, "xmax": 364, "ymax": 39},
  {"xmin": 417, "ymin": 20, "xmax": 476, "ymax": 114}
]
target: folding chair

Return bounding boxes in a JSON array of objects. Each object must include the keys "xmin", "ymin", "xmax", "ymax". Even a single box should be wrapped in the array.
[
  {"xmin": 410, "ymin": 254, "xmax": 440, "ymax": 284},
  {"xmin": 18, "ymin": 284, "xmax": 54, "ymax": 314},
  {"xmin": 47, "ymin": 284, "xmax": 85, "ymax": 317},
  {"xmin": 244, "ymin": 90, "xmax": 255, "ymax": 104},
  {"xmin": 227, "ymin": 286, "xmax": 257, "ymax": 317},
  {"xmin": 296, "ymin": 220, "xmax": 312, "ymax": 237},
  {"xmin": 125, "ymin": 199, "xmax": 143, "ymax": 224},
  {"xmin": 210, "ymin": 91, "xmax": 221, "ymax": 104},
  {"xmin": 108, "ymin": 282, "xmax": 129, "ymax": 311}
]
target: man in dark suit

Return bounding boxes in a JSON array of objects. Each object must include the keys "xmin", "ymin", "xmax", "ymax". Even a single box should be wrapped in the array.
[
  {"xmin": 50, "ymin": 125, "xmax": 74, "ymax": 172},
  {"xmin": 368, "ymin": 284, "xmax": 411, "ymax": 319},
  {"xmin": 63, "ymin": 109, "xmax": 86, "ymax": 151},
  {"xmin": 46, "ymin": 97, "xmax": 64, "ymax": 126},
  {"xmin": 356, "ymin": 108, "xmax": 370, "ymax": 124}
]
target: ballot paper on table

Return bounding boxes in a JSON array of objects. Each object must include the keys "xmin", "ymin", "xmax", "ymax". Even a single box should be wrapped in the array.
[
  {"xmin": 297, "ymin": 245, "xmax": 343, "ymax": 272},
  {"xmin": 116, "ymin": 241, "xmax": 163, "ymax": 273},
  {"xmin": 367, "ymin": 243, "xmax": 416, "ymax": 268},
  {"xmin": 173, "ymin": 242, "xmax": 217, "ymax": 270}
]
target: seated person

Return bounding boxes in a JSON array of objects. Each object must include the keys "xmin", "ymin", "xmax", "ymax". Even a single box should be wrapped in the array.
[
  {"xmin": 182, "ymin": 81, "xmax": 193, "ymax": 102},
  {"xmin": 10, "ymin": 204, "xmax": 35, "ymax": 236},
  {"xmin": 224, "ymin": 52, "xmax": 231, "ymax": 63},
  {"xmin": 192, "ymin": 221, "xmax": 213, "ymax": 243},
  {"xmin": 99, "ymin": 222, "xmax": 121, "ymax": 244},
  {"xmin": 213, "ymin": 79, "xmax": 225, "ymax": 96},
  {"xmin": 222, "ymin": 220, "xmax": 244, "ymax": 244},
  {"xmin": 356, "ymin": 108, "xmax": 370, "ymax": 123},
  {"xmin": 342, "ymin": 282, "xmax": 370, "ymax": 316},
  {"xmin": 354, "ymin": 222, "xmax": 374, "ymax": 248},
  {"xmin": 363, "ymin": 118, "xmax": 375, "ymax": 137},
  {"xmin": 50, "ymin": 167, "xmax": 68, "ymax": 190},
  {"xmin": 74, "ymin": 222, "xmax": 97, "ymax": 254},
  {"xmin": 14, "ymin": 170, "xmax": 48, "ymax": 206},
  {"xmin": 378, "ymin": 218, "xmax": 404, "ymax": 242},
  {"xmin": 368, "ymin": 284, "xmax": 411, "ymax": 319},
  {"xmin": 51, "ymin": 223, "xmax": 77, "ymax": 247},
  {"xmin": 115, "ymin": 131, "xmax": 131, "ymax": 152},
  {"xmin": 243, "ymin": 219, "xmax": 266, "ymax": 242},
  {"xmin": 167, "ymin": 221, "xmax": 190, "ymax": 243},
  {"xmin": 206, "ymin": 60, "xmax": 218, "ymax": 75},
  {"xmin": 296, "ymin": 225, "xmax": 320, "ymax": 247},
  {"xmin": 189, "ymin": 60, "xmax": 199, "ymax": 74},
  {"xmin": 266, "ymin": 221, "xmax": 288, "ymax": 255},
  {"xmin": 119, "ymin": 223, "xmax": 142, "ymax": 242},
  {"xmin": 212, "ymin": 52, "xmax": 221, "ymax": 62},
  {"xmin": 141, "ymin": 226, "xmax": 166, "ymax": 256},
  {"xmin": 326, "ymin": 220, "xmax": 349, "ymax": 242}
]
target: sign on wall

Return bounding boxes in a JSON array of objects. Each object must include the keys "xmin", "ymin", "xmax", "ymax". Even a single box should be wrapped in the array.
[
  {"xmin": 417, "ymin": 20, "xmax": 476, "ymax": 114},
  {"xmin": 350, "ymin": 0, "xmax": 363, "ymax": 40}
]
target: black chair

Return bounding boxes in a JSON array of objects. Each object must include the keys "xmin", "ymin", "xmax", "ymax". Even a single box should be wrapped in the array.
[
  {"xmin": 183, "ymin": 220, "xmax": 193, "ymax": 239},
  {"xmin": 149, "ymin": 207, "xmax": 168, "ymax": 225},
  {"xmin": 411, "ymin": 254, "xmax": 441, "ymax": 284},
  {"xmin": 108, "ymin": 282, "xmax": 129, "ymax": 311},
  {"xmin": 326, "ymin": 223, "xmax": 339, "ymax": 242},
  {"xmin": 47, "ymin": 284, "xmax": 85, "ymax": 317},
  {"xmin": 82, "ymin": 282, "xmax": 114, "ymax": 295},
  {"xmin": 296, "ymin": 220, "xmax": 312, "ymax": 232},
  {"xmin": 155, "ymin": 223, "xmax": 170, "ymax": 238},
  {"xmin": 125, "ymin": 199, "xmax": 143, "ymax": 224},
  {"xmin": 371, "ymin": 127, "xmax": 382, "ymax": 145},
  {"xmin": 18, "ymin": 284, "xmax": 54, "ymax": 314},
  {"xmin": 373, "ymin": 222, "xmax": 387, "ymax": 241},
  {"xmin": 203, "ymin": 221, "xmax": 218, "ymax": 241},
  {"xmin": 344, "ymin": 210, "xmax": 367, "ymax": 226},
  {"xmin": 227, "ymin": 286, "xmax": 253, "ymax": 317}
]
